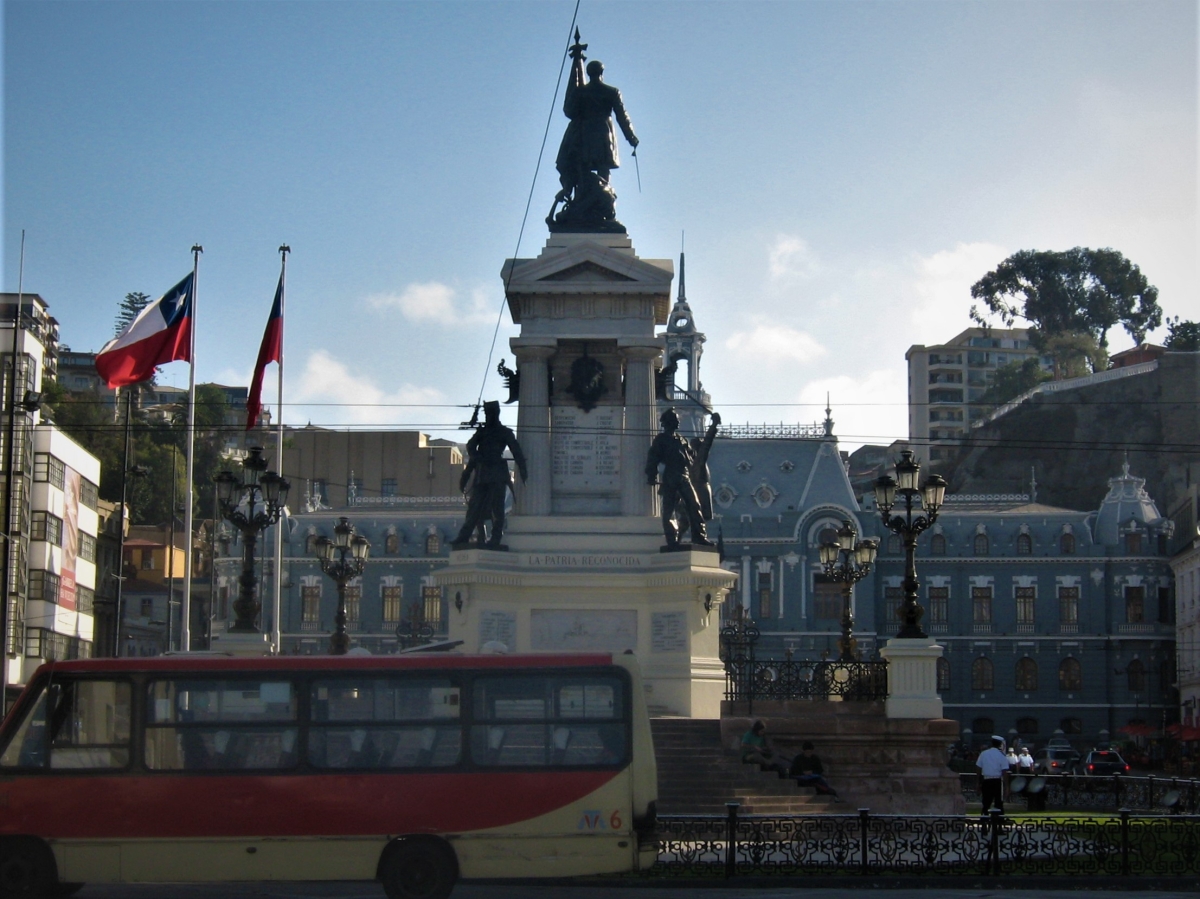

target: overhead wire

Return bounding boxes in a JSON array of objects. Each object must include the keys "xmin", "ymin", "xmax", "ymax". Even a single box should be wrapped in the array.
[{"xmin": 471, "ymin": 0, "xmax": 583, "ymax": 418}]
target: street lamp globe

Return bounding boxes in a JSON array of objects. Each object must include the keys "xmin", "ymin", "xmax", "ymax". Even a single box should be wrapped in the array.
[
  {"xmin": 351, "ymin": 534, "xmax": 371, "ymax": 562},
  {"xmin": 874, "ymin": 474, "xmax": 897, "ymax": 512},
  {"xmin": 922, "ymin": 474, "xmax": 947, "ymax": 513}
]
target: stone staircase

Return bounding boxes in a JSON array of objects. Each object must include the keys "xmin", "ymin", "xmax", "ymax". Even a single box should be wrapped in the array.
[{"xmin": 650, "ymin": 718, "xmax": 839, "ymax": 814}]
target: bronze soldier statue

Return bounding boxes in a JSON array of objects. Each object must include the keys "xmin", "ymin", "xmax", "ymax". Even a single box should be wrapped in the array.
[
  {"xmin": 646, "ymin": 408, "xmax": 713, "ymax": 548},
  {"xmin": 453, "ymin": 402, "xmax": 528, "ymax": 549},
  {"xmin": 689, "ymin": 412, "xmax": 721, "ymax": 525},
  {"xmin": 549, "ymin": 30, "xmax": 639, "ymax": 231}
]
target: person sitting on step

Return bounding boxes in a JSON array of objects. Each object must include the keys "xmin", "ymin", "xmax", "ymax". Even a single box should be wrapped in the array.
[
  {"xmin": 740, "ymin": 720, "xmax": 790, "ymax": 776},
  {"xmin": 789, "ymin": 741, "xmax": 842, "ymax": 801}
]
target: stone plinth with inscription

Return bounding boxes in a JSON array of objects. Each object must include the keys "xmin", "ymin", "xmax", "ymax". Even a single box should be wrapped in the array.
[{"xmin": 436, "ymin": 232, "xmax": 736, "ymax": 717}]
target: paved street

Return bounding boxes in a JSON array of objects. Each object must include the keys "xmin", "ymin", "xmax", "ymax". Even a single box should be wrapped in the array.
[{"xmin": 72, "ymin": 884, "xmax": 1199, "ymax": 899}]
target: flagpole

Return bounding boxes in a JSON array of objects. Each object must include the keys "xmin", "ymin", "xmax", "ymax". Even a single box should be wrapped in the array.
[
  {"xmin": 181, "ymin": 244, "xmax": 202, "ymax": 652},
  {"xmin": 271, "ymin": 245, "xmax": 289, "ymax": 654}
]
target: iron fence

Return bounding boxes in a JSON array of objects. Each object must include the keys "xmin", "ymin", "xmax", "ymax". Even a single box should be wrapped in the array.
[
  {"xmin": 719, "ymin": 607, "xmax": 888, "ymax": 709},
  {"xmin": 650, "ymin": 804, "xmax": 1200, "ymax": 878},
  {"xmin": 723, "ymin": 658, "xmax": 889, "ymax": 707},
  {"xmin": 959, "ymin": 772, "xmax": 1200, "ymax": 814}
]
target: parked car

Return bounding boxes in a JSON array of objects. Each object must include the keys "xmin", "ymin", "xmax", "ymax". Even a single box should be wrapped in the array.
[
  {"xmin": 1034, "ymin": 747, "xmax": 1080, "ymax": 775},
  {"xmin": 1075, "ymin": 750, "xmax": 1131, "ymax": 776}
]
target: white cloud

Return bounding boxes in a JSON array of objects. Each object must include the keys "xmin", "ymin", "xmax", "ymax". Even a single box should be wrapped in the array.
[
  {"xmin": 365, "ymin": 281, "xmax": 498, "ymax": 326},
  {"xmin": 906, "ymin": 241, "xmax": 1008, "ymax": 332},
  {"xmin": 724, "ymin": 322, "xmax": 826, "ymax": 365},
  {"xmin": 796, "ymin": 369, "xmax": 908, "ymax": 451},
  {"xmin": 768, "ymin": 234, "xmax": 821, "ymax": 280},
  {"xmin": 290, "ymin": 349, "xmax": 449, "ymax": 427}
]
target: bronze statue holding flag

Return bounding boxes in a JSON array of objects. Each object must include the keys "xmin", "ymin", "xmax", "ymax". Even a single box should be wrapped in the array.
[{"xmin": 548, "ymin": 30, "xmax": 639, "ymax": 233}]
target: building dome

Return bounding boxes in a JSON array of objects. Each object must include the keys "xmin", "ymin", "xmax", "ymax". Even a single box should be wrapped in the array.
[{"xmin": 1092, "ymin": 460, "xmax": 1164, "ymax": 547}]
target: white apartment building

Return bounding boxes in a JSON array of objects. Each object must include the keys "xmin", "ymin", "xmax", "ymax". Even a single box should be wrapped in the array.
[
  {"xmin": 2, "ymin": 293, "xmax": 102, "ymax": 701},
  {"xmin": 906, "ymin": 327, "xmax": 1044, "ymax": 463},
  {"xmin": 23, "ymin": 426, "xmax": 101, "ymax": 679}
]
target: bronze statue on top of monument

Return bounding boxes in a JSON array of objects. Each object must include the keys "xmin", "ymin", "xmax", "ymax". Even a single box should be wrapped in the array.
[
  {"xmin": 646, "ymin": 408, "xmax": 719, "ymax": 550},
  {"xmin": 548, "ymin": 30, "xmax": 639, "ymax": 233},
  {"xmin": 452, "ymin": 401, "xmax": 528, "ymax": 550}
]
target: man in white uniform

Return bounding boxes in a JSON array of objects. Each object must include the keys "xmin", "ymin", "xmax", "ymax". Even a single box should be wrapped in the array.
[{"xmin": 976, "ymin": 735, "xmax": 1010, "ymax": 816}]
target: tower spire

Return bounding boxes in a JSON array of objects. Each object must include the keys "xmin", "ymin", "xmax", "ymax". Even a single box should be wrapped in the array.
[{"xmin": 824, "ymin": 393, "xmax": 834, "ymax": 437}]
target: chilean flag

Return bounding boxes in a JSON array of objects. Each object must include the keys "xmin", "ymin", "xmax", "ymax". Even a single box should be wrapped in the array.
[
  {"xmin": 95, "ymin": 273, "xmax": 193, "ymax": 388},
  {"xmin": 246, "ymin": 274, "xmax": 283, "ymax": 430}
]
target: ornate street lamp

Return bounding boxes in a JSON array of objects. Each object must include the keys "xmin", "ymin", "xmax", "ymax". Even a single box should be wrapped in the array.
[
  {"xmin": 314, "ymin": 516, "xmax": 370, "ymax": 655},
  {"xmin": 214, "ymin": 446, "xmax": 290, "ymax": 633},
  {"xmin": 874, "ymin": 449, "xmax": 946, "ymax": 640},
  {"xmin": 819, "ymin": 520, "xmax": 878, "ymax": 661}
]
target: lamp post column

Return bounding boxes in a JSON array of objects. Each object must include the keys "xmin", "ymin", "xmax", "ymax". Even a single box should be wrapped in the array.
[
  {"xmin": 512, "ymin": 343, "xmax": 554, "ymax": 516},
  {"xmin": 231, "ymin": 527, "xmax": 260, "ymax": 632},
  {"xmin": 330, "ymin": 579, "xmax": 350, "ymax": 655},
  {"xmin": 620, "ymin": 344, "xmax": 660, "ymax": 517}
]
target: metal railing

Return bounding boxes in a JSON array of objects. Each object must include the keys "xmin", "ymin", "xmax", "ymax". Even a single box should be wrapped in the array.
[
  {"xmin": 959, "ymin": 772, "xmax": 1200, "ymax": 814},
  {"xmin": 724, "ymin": 658, "xmax": 889, "ymax": 708},
  {"xmin": 650, "ymin": 804, "xmax": 1200, "ymax": 879},
  {"xmin": 720, "ymin": 608, "xmax": 888, "ymax": 709}
]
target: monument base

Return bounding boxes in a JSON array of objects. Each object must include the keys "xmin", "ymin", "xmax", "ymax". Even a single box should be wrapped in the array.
[
  {"xmin": 209, "ymin": 631, "xmax": 273, "ymax": 657},
  {"xmin": 437, "ymin": 515, "xmax": 736, "ymax": 718},
  {"xmin": 880, "ymin": 636, "xmax": 945, "ymax": 719},
  {"xmin": 721, "ymin": 701, "xmax": 964, "ymax": 815}
]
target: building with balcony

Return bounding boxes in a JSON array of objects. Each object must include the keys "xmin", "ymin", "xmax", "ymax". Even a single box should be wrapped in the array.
[
  {"xmin": 906, "ymin": 327, "xmax": 1045, "ymax": 463},
  {"xmin": 209, "ymin": 427, "xmax": 468, "ymax": 654}
]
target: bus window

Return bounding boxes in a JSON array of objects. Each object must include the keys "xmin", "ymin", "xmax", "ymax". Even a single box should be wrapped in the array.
[
  {"xmin": 309, "ymin": 677, "xmax": 461, "ymax": 769},
  {"xmin": 47, "ymin": 679, "xmax": 132, "ymax": 769},
  {"xmin": 470, "ymin": 675, "xmax": 627, "ymax": 768},
  {"xmin": 0, "ymin": 682, "xmax": 49, "ymax": 768},
  {"xmin": 145, "ymin": 679, "xmax": 297, "ymax": 771}
]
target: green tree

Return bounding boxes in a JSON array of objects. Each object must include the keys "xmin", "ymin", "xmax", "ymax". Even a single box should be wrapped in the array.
[
  {"xmin": 1165, "ymin": 316, "xmax": 1200, "ymax": 351},
  {"xmin": 970, "ymin": 247, "xmax": 1161, "ymax": 377},
  {"xmin": 114, "ymin": 291, "xmax": 151, "ymax": 336},
  {"xmin": 975, "ymin": 357, "xmax": 1053, "ymax": 407}
]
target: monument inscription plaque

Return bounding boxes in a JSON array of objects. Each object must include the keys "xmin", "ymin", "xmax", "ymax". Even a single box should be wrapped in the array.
[
  {"xmin": 530, "ymin": 609, "xmax": 637, "ymax": 652},
  {"xmin": 551, "ymin": 405, "xmax": 621, "ymax": 492},
  {"xmin": 651, "ymin": 611, "xmax": 688, "ymax": 653},
  {"xmin": 479, "ymin": 610, "xmax": 517, "ymax": 651}
]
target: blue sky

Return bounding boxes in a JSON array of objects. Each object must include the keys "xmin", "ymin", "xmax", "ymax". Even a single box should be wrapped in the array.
[{"xmin": 4, "ymin": 1, "xmax": 1196, "ymax": 449}]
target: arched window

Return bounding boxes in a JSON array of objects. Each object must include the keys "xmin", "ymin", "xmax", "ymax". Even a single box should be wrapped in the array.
[
  {"xmin": 1060, "ymin": 717, "xmax": 1083, "ymax": 735},
  {"xmin": 1059, "ymin": 657, "xmax": 1082, "ymax": 691},
  {"xmin": 1016, "ymin": 533, "xmax": 1032, "ymax": 555},
  {"xmin": 936, "ymin": 657, "xmax": 951, "ymax": 691},
  {"xmin": 930, "ymin": 533, "xmax": 946, "ymax": 555},
  {"xmin": 817, "ymin": 526, "xmax": 838, "ymax": 548},
  {"xmin": 1015, "ymin": 657, "xmax": 1038, "ymax": 691},
  {"xmin": 1060, "ymin": 532, "xmax": 1075, "ymax": 555},
  {"xmin": 385, "ymin": 533, "xmax": 400, "ymax": 554},
  {"xmin": 305, "ymin": 532, "xmax": 318, "ymax": 554},
  {"xmin": 1016, "ymin": 717, "xmax": 1039, "ymax": 736},
  {"xmin": 1126, "ymin": 659, "xmax": 1147, "ymax": 692},
  {"xmin": 971, "ymin": 657, "xmax": 994, "ymax": 691},
  {"xmin": 425, "ymin": 532, "xmax": 441, "ymax": 556},
  {"xmin": 972, "ymin": 717, "xmax": 994, "ymax": 737},
  {"xmin": 887, "ymin": 534, "xmax": 901, "ymax": 555},
  {"xmin": 974, "ymin": 533, "xmax": 989, "ymax": 556}
]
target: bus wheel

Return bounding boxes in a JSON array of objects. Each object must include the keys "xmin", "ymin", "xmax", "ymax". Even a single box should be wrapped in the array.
[
  {"xmin": 0, "ymin": 836, "xmax": 57, "ymax": 898},
  {"xmin": 379, "ymin": 838, "xmax": 457, "ymax": 899}
]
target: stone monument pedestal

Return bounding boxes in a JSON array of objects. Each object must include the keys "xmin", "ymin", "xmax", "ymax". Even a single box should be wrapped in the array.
[
  {"xmin": 880, "ymin": 636, "xmax": 944, "ymax": 719},
  {"xmin": 440, "ymin": 514, "xmax": 734, "ymax": 717},
  {"xmin": 438, "ymin": 230, "xmax": 736, "ymax": 717}
]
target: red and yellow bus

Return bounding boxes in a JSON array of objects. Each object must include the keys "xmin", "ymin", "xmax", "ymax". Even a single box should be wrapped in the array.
[{"xmin": 0, "ymin": 652, "xmax": 658, "ymax": 899}]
